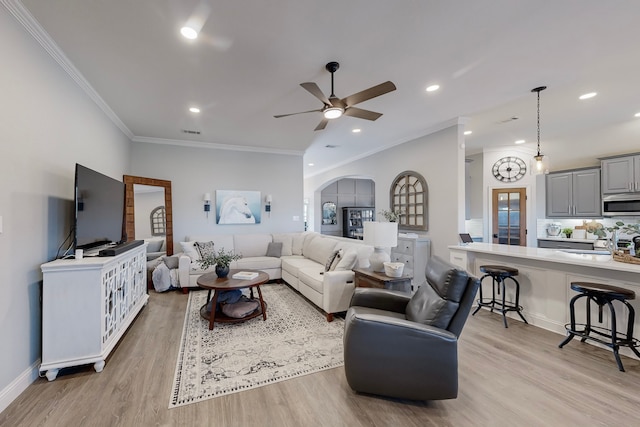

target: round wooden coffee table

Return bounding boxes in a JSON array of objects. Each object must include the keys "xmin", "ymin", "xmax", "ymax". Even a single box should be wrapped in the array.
[{"xmin": 196, "ymin": 269, "xmax": 269, "ymax": 330}]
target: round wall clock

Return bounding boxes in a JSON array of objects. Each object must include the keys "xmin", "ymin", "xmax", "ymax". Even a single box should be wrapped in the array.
[{"xmin": 492, "ymin": 156, "xmax": 527, "ymax": 182}]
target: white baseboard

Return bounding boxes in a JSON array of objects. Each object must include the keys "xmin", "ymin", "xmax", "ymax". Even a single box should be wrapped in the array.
[{"xmin": 0, "ymin": 359, "xmax": 40, "ymax": 414}]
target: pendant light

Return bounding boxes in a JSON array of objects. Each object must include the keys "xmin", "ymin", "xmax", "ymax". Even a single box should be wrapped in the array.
[{"xmin": 531, "ymin": 86, "xmax": 547, "ymax": 174}]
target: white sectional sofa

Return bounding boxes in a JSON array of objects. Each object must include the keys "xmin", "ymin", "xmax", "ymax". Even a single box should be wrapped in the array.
[{"xmin": 177, "ymin": 232, "xmax": 374, "ymax": 321}]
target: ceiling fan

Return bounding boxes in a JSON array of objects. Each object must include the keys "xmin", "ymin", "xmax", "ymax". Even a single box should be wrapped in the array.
[{"xmin": 274, "ymin": 61, "xmax": 397, "ymax": 131}]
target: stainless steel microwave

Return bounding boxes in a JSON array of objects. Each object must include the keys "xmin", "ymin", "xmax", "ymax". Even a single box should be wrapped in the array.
[{"xmin": 602, "ymin": 193, "xmax": 640, "ymax": 216}]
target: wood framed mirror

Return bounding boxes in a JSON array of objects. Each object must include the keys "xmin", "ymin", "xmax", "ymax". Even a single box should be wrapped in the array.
[{"xmin": 123, "ymin": 175, "xmax": 173, "ymax": 256}]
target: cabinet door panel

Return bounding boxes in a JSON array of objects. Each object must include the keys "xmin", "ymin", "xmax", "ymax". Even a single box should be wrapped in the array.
[
  {"xmin": 602, "ymin": 157, "xmax": 634, "ymax": 194},
  {"xmin": 573, "ymin": 169, "xmax": 601, "ymax": 217},
  {"xmin": 546, "ymin": 173, "xmax": 572, "ymax": 217}
]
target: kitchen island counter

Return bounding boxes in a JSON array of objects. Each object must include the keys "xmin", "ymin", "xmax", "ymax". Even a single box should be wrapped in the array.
[{"xmin": 449, "ymin": 243, "xmax": 640, "ymax": 361}]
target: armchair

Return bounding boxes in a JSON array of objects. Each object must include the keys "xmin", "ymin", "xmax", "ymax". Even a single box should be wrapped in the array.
[{"xmin": 343, "ymin": 255, "xmax": 479, "ymax": 401}]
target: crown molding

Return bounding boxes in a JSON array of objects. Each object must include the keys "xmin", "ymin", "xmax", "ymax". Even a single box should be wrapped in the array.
[
  {"xmin": 2, "ymin": 0, "xmax": 134, "ymax": 139},
  {"xmin": 131, "ymin": 136, "xmax": 304, "ymax": 156}
]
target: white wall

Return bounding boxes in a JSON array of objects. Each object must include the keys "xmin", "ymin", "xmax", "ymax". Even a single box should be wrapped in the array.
[
  {"xmin": 305, "ymin": 123, "xmax": 465, "ymax": 259},
  {"xmin": 0, "ymin": 7, "xmax": 131, "ymax": 411},
  {"xmin": 481, "ymin": 147, "xmax": 538, "ymax": 247},
  {"xmin": 130, "ymin": 142, "xmax": 304, "ymax": 249},
  {"xmin": 133, "ymin": 188, "xmax": 165, "ymax": 239}
]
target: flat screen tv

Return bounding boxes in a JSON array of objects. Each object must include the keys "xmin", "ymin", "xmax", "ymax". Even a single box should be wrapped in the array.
[{"xmin": 74, "ymin": 163, "xmax": 125, "ymax": 250}]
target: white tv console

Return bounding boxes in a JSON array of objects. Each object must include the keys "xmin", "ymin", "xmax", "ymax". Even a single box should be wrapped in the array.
[{"xmin": 40, "ymin": 244, "xmax": 148, "ymax": 381}]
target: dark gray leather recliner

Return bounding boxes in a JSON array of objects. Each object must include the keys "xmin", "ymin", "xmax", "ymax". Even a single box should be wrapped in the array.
[{"xmin": 343, "ymin": 255, "xmax": 480, "ymax": 401}]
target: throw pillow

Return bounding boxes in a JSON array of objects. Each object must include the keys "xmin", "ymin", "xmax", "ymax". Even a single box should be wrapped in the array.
[
  {"xmin": 266, "ymin": 242, "xmax": 283, "ymax": 258},
  {"xmin": 324, "ymin": 249, "xmax": 341, "ymax": 272},
  {"xmin": 194, "ymin": 241, "xmax": 215, "ymax": 259},
  {"xmin": 164, "ymin": 255, "xmax": 180, "ymax": 269},
  {"xmin": 334, "ymin": 249, "xmax": 358, "ymax": 271},
  {"xmin": 328, "ymin": 249, "xmax": 343, "ymax": 271},
  {"xmin": 272, "ymin": 233, "xmax": 293, "ymax": 256},
  {"xmin": 179, "ymin": 241, "xmax": 199, "ymax": 261}
]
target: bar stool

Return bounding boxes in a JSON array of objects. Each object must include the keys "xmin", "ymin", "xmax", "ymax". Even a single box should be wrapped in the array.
[
  {"xmin": 558, "ymin": 282, "xmax": 640, "ymax": 371},
  {"xmin": 472, "ymin": 265, "xmax": 528, "ymax": 328}
]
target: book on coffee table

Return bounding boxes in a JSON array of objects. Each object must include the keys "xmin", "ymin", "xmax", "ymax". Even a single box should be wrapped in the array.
[{"xmin": 232, "ymin": 271, "xmax": 259, "ymax": 280}]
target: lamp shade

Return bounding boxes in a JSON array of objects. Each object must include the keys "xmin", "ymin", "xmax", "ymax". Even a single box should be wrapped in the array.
[
  {"xmin": 364, "ymin": 222, "xmax": 398, "ymax": 248},
  {"xmin": 203, "ymin": 193, "xmax": 211, "ymax": 202}
]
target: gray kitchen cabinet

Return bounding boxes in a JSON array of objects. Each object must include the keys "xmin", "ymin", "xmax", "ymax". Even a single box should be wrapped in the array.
[
  {"xmin": 546, "ymin": 168, "xmax": 601, "ymax": 218},
  {"xmin": 537, "ymin": 239, "xmax": 594, "ymax": 250},
  {"xmin": 601, "ymin": 154, "xmax": 640, "ymax": 194}
]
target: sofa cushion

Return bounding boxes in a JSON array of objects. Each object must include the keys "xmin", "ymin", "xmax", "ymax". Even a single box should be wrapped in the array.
[
  {"xmin": 405, "ymin": 256, "xmax": 469, "ymax": 330},
  {"xmin": 232, "ymin": 256, "xmax": 281, "ymax": 270},
  {"xmin": 304, "ymin": 236, "xmax": 339, "ymax": 265},
  {"xmin": 292, "ymin": 232, "xmax": 311, "ymax": 255},
  {"xmin": 281, "ymin": 256, "xmax": 321, "ymax": 277},
  {"xmin": 266, "ymin": 242, "xmax": 283, "ymax": 258},
  {"xmin": 298, "ymin": 267, "xmax": 325, "ymax": 294},
  {"xmin": 234, "ymin": 234, "xmax": 272, "ymax": 257},
  {"xmin": 272, "ymin": 233, "xmax": 293, "ymax": 256},
  {"xmin": 334, "ymin": 249, "xmax": 358, "ymax": 271}
]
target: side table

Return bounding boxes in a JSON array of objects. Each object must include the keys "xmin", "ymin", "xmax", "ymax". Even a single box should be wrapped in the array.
[{"xmin": 353, "ymin": 268, "xmax": 412, "ymax": 293}]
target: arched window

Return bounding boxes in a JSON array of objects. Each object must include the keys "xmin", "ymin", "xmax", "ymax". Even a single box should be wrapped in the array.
[
  {"xmin": 150, "ymin": 206, "xmax": 166, "ymax": 236},
  {"xmin": 389, "ymin": 171, "xmax": 428, "ymax": 231}
]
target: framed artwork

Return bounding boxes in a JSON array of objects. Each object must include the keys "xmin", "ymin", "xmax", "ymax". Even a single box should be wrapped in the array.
[{"xmin": 215, "ymin": 190, "xmax": 261, "ymax": 224}]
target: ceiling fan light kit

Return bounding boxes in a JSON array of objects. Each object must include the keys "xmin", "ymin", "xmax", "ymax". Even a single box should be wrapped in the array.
[{"xmin": 275, "ymin": 61, "xmax": 396, "ymax": 130}]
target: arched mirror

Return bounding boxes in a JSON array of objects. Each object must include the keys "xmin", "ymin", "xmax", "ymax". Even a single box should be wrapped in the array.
[{"xmin": 123, "ymin": 175, "xmax": 173, "ymax": 256}]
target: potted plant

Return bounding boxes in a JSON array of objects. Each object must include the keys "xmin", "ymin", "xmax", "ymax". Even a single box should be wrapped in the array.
[
  {"xmin": 562, "ymin": 228, "xmax": 573, "ymax": 238},
  {"xmin": 197, "ymin": 247, "xmax": 242, "ymax": 278}
]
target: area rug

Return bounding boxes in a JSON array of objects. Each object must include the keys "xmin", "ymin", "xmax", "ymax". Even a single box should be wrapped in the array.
[{"xmin": 169, "ymin": 283, "xmax": 344, "ymax": 408}]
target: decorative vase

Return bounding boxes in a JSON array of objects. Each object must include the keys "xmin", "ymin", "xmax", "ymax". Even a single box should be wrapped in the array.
[{"xmin": 215, "ymin": 265, "xmax": 230, "ymax": 278}]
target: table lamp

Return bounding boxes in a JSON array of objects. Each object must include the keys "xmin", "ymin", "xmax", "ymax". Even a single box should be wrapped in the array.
[{"xmin": 364, "ymin": 221, "xmax": 398, "ymax": 272}]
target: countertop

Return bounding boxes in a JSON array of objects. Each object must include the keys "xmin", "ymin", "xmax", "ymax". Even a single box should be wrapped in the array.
[{"xmin": 449, "ymin": 243, "xmax": 640, "ymax": 274}]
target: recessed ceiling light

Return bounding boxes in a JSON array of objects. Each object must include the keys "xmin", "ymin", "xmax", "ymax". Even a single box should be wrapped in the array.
[
  {"xmin": 635, "ymin": 112, "xmax": 640, "ymax": 117},
  {"xmin": 352, "ymin": 128, "xmax": 361, "ymax": 133},
  {"xmin": 579, "ymin": 92, "xmax": 597, "ymax": 100},
  {"xmin": 515, "ymin": 139, "xmax": 525, "ymax": 144},
  {"xmin": 426, "ymin": 84, "xmax": 440, "ymax": 92},
  {"xmin": 180, "ymin": 26, "xmax": 198, "ymax": 40},
  {"xmin": 308, "ymin": 163, "xmax": 314, "ymax": 167},
  {"xmin": 189, "ymin": 107, "xmax": 200, "ymax": 113},
  {"xmin": 464, "ymin": 130, "xmax": 472, "ymax": 135}
]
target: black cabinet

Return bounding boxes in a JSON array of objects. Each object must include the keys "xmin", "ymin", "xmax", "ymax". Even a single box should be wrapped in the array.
[{"xmin": 342, "ymin": 207, "xmax": 374, "ymax": 239}]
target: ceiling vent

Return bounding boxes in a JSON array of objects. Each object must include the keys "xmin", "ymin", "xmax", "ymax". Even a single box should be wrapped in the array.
[
  {"xmin": 325, "ymin": 144, "xmax": 339, "ymax": 148},
  {"xmin": 181, "ymin": 129, "xmax": 201, "ymax": 135}
]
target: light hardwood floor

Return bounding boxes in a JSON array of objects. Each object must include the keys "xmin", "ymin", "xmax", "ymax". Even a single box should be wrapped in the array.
[{"xmin": 2, "ymin": 286, "xmax": 640, "ymax": 427}]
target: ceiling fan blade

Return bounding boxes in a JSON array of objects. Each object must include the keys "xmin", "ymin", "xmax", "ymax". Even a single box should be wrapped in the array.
[
  {"xmin": 342, "ymin": 81, "xmax": 397, "ymax": 107},
  {"xmin": 300, "ymin": 82, "xmax": 332, "ymax": 106},
  {"xmin": 314, "ymin": 118, "xmax": 329, "ymax": 131},
  {"xmin": 343, "ymin": 107, "xmax": 383, "ymax": 121},
  {"xmin": 274, "ymin": 109, "xmax": 322, "ymax": 118}
]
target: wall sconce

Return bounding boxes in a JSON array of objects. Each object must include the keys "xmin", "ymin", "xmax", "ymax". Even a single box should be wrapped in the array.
[
  {"xmin": 203, "ymin": 193, "xmax": 211, "ymax": 218},
  {"xmin": 265, "ymin": 194, "xmax": 272, "ymax": 216}
]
